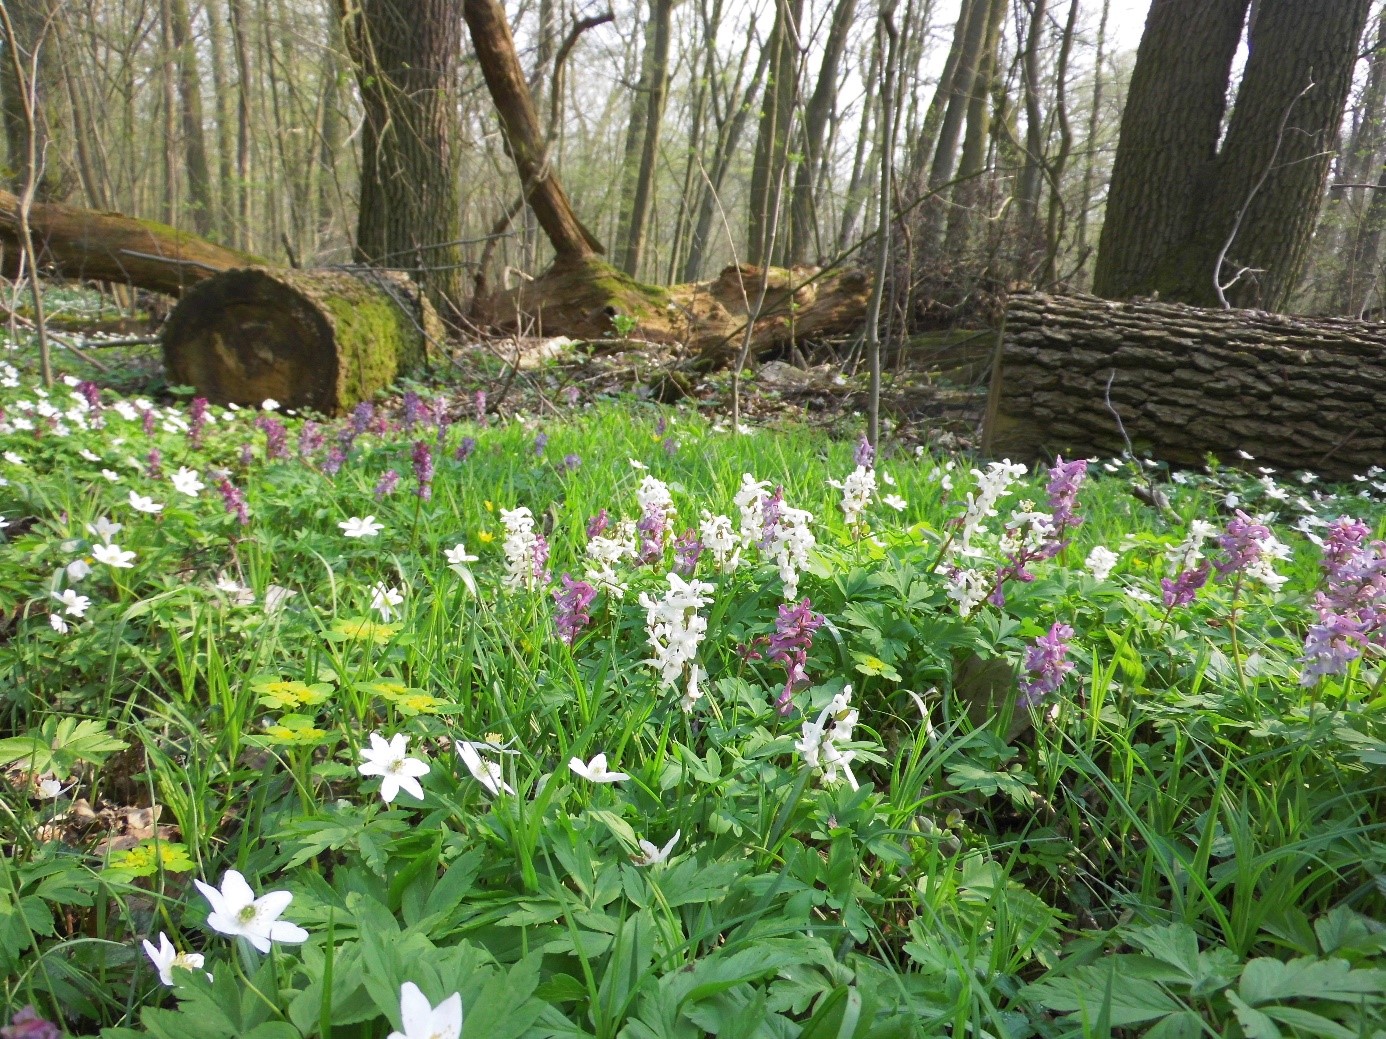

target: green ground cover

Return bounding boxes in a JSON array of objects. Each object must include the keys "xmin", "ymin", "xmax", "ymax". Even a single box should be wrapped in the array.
[{"xmin": 2, "ymin": 355, "xmax": 1385, "ymax": 1038}]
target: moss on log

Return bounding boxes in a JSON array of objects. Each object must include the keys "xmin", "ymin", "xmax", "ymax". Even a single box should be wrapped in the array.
[
  {"xmin": 476, "ymin": 256, "xmax": 871, "ymax": 362},
  {"xmin": 162, "ymin": 267, "xmax": 442, "ymax": 414}
]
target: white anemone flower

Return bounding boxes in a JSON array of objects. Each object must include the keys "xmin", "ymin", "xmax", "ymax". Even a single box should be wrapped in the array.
[
  {"xmin": 445, "ymin": 542, "xmax": 478, "ymax": 565},
  {"xmin": 141, "ymin": 932, "xmax": 208, "ymax": 987},
  {"xmin": 388, "ymin": 982, "xmax": 462, "ymax": 1039},
  {"xmin": 53, "ymin": 589, "xmax": 91, "ymax": 617},
  {"xmin": 568, "ymin": 753, "xmax": 629, "ymax": 784},
  {"xmin": 129, "ymin": 491, "xmax": 165, "ymax": 514},
  {"xmin": 171, "ymin": 467, "xmax": 205, "ymax": 497},
  {"xmin": 193, "ymin": 869, "xmax": 308, "ymax": 953},
  {"xmin": 339, "ymin": 515, "xmax": 383, "ymax": 538},
  {"xmin": 455, "ymin": 740, "xmax": 515, "ymax": 796},
  {"xmin": 357, "ymin": 732, "xmax": 430, "ymax": 804},
  {"xmin": 49, "ymin": 614, "xmax": 70, "ymax": 634},
  {"xmin": 87, "ymin": 516, "xmax": 122, "ymax": 543},
  {"xmin": 92, "ymin": 543, "xmax": 136, "ymax": 568},
  {"xmin": 632, "ymin": 830, "xmax": 680, "ymax": 866},
  {"xmin": 370, "ymin": 583, "xmax": 405, "ymax": 621}
]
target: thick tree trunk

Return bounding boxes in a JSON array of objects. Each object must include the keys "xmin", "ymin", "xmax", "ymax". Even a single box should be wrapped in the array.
[
  {"xmin": 984, "ymin": 292, "xmax": 1386, "ymax": 481},
  {"xmin": 618, "ymin": 0, "xmax": 673, "ymax": 279},
  {"xmin": 0, "ymin": 187, "xmax": 260, "ymax": 295},
  {"xmin": 339, "ymin": 0, "xmax": 466, "ymax": 318},
  {"xmin": 163, "ymin": 267, "xmax": 442, "ymax": 413},
  {"xmin": 747, "ymin": 0, "xmax": 803, "ymax": 265},
  {"xmin": 1091, "ymin": 0, "xmax": 1250, "ymax": 300},
  {"xmin": 166, "ymin": 0, "xmax": 214, "ymax": 237},
  {"xmin": 0, "ymin": 0, "xmax": 76, "ymax": 203}
]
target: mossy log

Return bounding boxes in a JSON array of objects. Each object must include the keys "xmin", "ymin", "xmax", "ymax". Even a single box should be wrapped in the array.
[
  {"xmin": 162, "ymin": 267, "xmax": 442, "ymax": 414},
  {"xmin": 476, "ymin": 256, "xmax": 872, "ymax": 361},
  {"xmin": 983, "ymin": 291, "xmax": 1386, "ymax": 480},
  {"xmin": 0, "ymin": 188, "xmax": 260, "ymax": 295}
]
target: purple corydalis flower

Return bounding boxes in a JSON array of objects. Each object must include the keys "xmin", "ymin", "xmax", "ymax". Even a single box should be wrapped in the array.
[
  {"xmin": 586, "ymin": 509, "xmax": 610, "ymax": 538},
  {"xmin": 1212, "ymin": 510, "xmax": 1272, "ymax": 578},
  {"xmin": 434, "ymin": 397, "xmax": 451, "ymax": 443},
  {"xmin": 1019, "ymin": 622, "xmax": 1075, "ymax": 708},
  {"xmin": 323, "ymin": 446, "xmax": 347, "ymax": 476},
  {"xmin": 78, "ymin": 380, "xmax": 102, "ymax": 411},
  {"xmin": 636, "ymin": 506, "xmax": 668, "ymax": 564},
  {"xmin": 146, "ymin": 448, "xmax": 163, "ymax": 480},
  {"xmin": 854, "ymin": 435, "xmax": 874, "ymax": 468},
  {"xmin": 1161, "ymin": 565, "xmax": 1210, "ymax": 609},
  {"xmin": 1299, "ymin": 515, "xmax": 1386, "ymax": 683},
  {"xmin": 298, "ymin": 421, "xmax": 324, "ymax": 459},
  {"xmin": 455, "ymin": 436, "xmax": 476, "ymax": 462},
  {"xmin": 374, "ymin": 469, "xmax": 400, "ymax": 498},
  {"xmin": 1046, "ymin": 456, "xmax": 1088, "ymax": 532},
  {"xmin": 142, "ymin": 409, "xmax": 156, "ymax": 437},
  {"xmin": 533, "ymin": 432, "xmax": 548, "ymax": 456},
  {"xmin": 217, "ymin": 476, "xmax": 249, "ymax": 526},
  {"xmin": 2, "ymin": 1006, "xmax": 61, "ymax": 1039},
  {"xmin": 767, "ymin": 598, "xmax": 824, "ymax": 714},
  {"xmin": 532, "ymin": 534, "xmax": 552, "ymax": 587},
  {"xmin": 238, "ymin": 442, "xmax": 254, "ymax": 468},
  {"xmin": 188, "ymin": 396, "xmax": 207, "ymax": 445},
  {"xmin": 412, "ymin": 441, "xmax": 434, "ymax": 501},
  {"xmin": 401, "ymin": 391, "xmax": 424, "ymax": 431},
  {"xmin": 655, "ymin": 415, "xmax": 668, "ymax": 436},
  {"xmin": 351, "ymin": 401, "xmax": 374, "ymax": 436},
  {"xmin": 474, "ymin": 390, "xmax": 487, "ymax": 423},
  {"xmin": 662, "ymin": 437, "xmax": 679, "ymax": 457},
  {"xmin": 256, "ymin": 416, "xmax": 288, "ymax": 460},
  {"xmin": 562, "ymin": 386, "xmax": 580, "ymax": 406},
  {"xmin": 561, "ymin": 453, "xmax": 582, "ymax": 471},
  {"xmin": 553, "ymin": 574, "xmax": 597, "ymax": 644},
  {"xmin": 759, "ymin": 487, "xmax": 784, "ymax": 549},
  {"xmin": 674, "ymin": 529, "xmax": 703, "ymax": 575}
]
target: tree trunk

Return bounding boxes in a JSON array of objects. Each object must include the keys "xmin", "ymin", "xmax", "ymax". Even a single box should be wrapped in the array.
[
  {"xmin": 166, "ymin": 0, "xmax": 215, "ymax": 237},
  {"xmin": 943, "ymin": 0, "xmax": 1005, "ymax": 255},
  {"xmin": 205, "ymin": 0, "xmax": 237, "ymax": 241},
  {"xmin": 1175, "ymin": 0, "xmax": 1375, "ymax": 308},
  {"xmin": 227, "ymin": 0, "xmax": 253, "ymax": 249},
  {"xmin": 0, "ymin": 0, "xmax": 76, "ymax": 202},
  {"xmin": 746, "ymin": 0, "xmax": 803, "ymax": 265},
  {"xmin": 462, "ymin": 0, "xmax": 604, "ymax": 263},
  {"xmin": 921, "ymin": 0, "xmax": 992, "ymax": 245},
  {"xmin": 0, "ymin": 187, "xmax": 260, "ymax": 295},
  {"xmin": 162, "ymin": 266, "xmax": 442, "ymax": 413},
  {"xmin": 1013, "ymin": 0, "xmax": 1050, "ymax": 235},
  {"xmin": 618, "ymin": 0, "xmax": 674, "ymax": 279},
  {"xmin": 787, "ymin": 0, "xmax": 857, "ymax": 265},
  {"xmin": 983, "ymin": 291, "xmax": 1386, "ymax": 481},
  {"xmin": 339, "ymin": 0, "xmax": 466, "ymax": 319},
  {"xmin": 1091, "ymin": 0, "xmax": 1250, "ymax": 300},
  {"xmin": 1072, "ymin": 0, "xmax": 1109, "ymax": 275}
]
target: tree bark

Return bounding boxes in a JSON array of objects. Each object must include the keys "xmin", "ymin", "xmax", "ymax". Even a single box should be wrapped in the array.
[
  {"xmin": 339, "ymin": 0, "xmax": 466, "ymax": 318},
  {"xmin": 0, "ymin": 187, "xmax": 260, "ymax": 295},
  {"xmin": 1091, "ymin": 0, "xmax": 1250, "ymax": 300},
  {"xmin": 984, "ymin": 291, "xmax": 1386, "ymax": 481},
  {"xmin": 747, "ymin": 0, "xmax": 803, "ymax": 265},
  {"xmin": 0, "ymin": 0, "xmax": 75, "ymax": 202},
  {"xmin": 165, "ymin": 0, "xmax": 215, "ymax": 237},
  {"xmin": 162, "ymin": 266, "xmax": 442, "ymax": 413}
]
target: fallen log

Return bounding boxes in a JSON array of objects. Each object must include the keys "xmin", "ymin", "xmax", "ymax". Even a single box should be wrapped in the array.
[
  {"xmin": 983, "ymin": 291, "xmax": 1386, "ymax": 481},
  {"xmin": 0, "ymin": 188, "xmax": 259, "ymax": 296},
  {"xmin": 478, "ymin": 255, "xmax": 872, "ymax": 361},
  {"xmin": 162, "ymin": 267, "xmax": 442, "ymax": 414}
]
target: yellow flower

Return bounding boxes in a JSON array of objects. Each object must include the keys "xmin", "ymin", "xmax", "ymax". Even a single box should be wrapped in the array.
[
  {"xmin": 331, "ymin": 617, "xmax": 401, "ymax": 644},
  {"xmin": 483, "ymin": 500, "xmax": 495, "ymax": 512},
  {"xmin": 105, "ymin": 839, "xmax": 195, "ymax": 878},
  {"xmin": 477, "ymin": 530, "xmax": 495, "ymax": 543},
  {"xmin": 262, "ymin": 714, "xmax": 330, "ymax": 745},
  {"xmin": 251, "ymin": 677, "xmax": 332, "ymax": 710}
]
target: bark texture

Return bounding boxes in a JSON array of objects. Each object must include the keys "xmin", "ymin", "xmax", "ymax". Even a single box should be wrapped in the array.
[
  {"xmin": 984, "ymin": 292, "xmax": 1386, "ymax": 481},
  {"xmin": 163, "ymin": 267, "xmax": 442, "ymax": 413},
  {"xmin": 0, "ymin": 0, "xmax": 76, "ymax": 202},
  {"xmin": 339, "ymin": 0, "xmax": 466, "ymax": 316},
  {"xmin": 0, "ymin": 187, "xmax": 260, "ymax": 295}
]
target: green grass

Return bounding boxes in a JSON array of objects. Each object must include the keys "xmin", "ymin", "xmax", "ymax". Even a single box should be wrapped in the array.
[{"xmin": 2, "ymin": 355, "xmax": 1386, "ymax": 1038}]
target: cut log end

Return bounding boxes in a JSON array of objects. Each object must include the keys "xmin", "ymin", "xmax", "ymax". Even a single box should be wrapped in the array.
[{"xmin": 162, "ymin": 267, "xmax": 440, "ymax": 415}]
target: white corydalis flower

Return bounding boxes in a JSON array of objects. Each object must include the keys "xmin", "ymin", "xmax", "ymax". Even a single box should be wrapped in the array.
[
  {"xmin": 568, "ymin": 752, "xmax": 629, "ymax": 784},
  {"xmin": 632, "ymin": 830, "xmax": 680, "ymax": 866},
  {"xmin": 796, "ymin": 686, "xmax": 860, "ymax": 791},
  {"xmin": 141, "ymin": 932, "xmax": 208, "ymax": 987},
  {"xmin": 1084, "ymin": 546, "xmax": 1120, "ymax": 582},
  {"xmin": 193, "ymin": 869, "xmax": 307, "ymax": 953},
  {"xmin": 456, "ymin": 740, "xmax": 515, "ymax": 796},
  {"xmin": 829, "ymin": 465, "xmax": 876, "ymax": 529},
  {"xmin": 957, "ymin": 460, "xmax": 1028, "ymax": 554},
  {"xmin": 639, "ymin": 572, "xmax": 714, "ymax": 712},
  {"xmin": 357, "ymin": 732, "xmax": 430, "ymax": 804},
  {"xmin": 388, "ymin": 982, "xmax": 462, "ymax": 1039}
]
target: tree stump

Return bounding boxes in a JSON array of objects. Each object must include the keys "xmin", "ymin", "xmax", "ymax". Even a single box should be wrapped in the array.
[
  {"xmin": 983, "ymin": 292, "xmax": 1386, "ymax": 481},
  {"xmin": 162, "ymin": 267, "xmax": 442, "ymax": 414}
]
